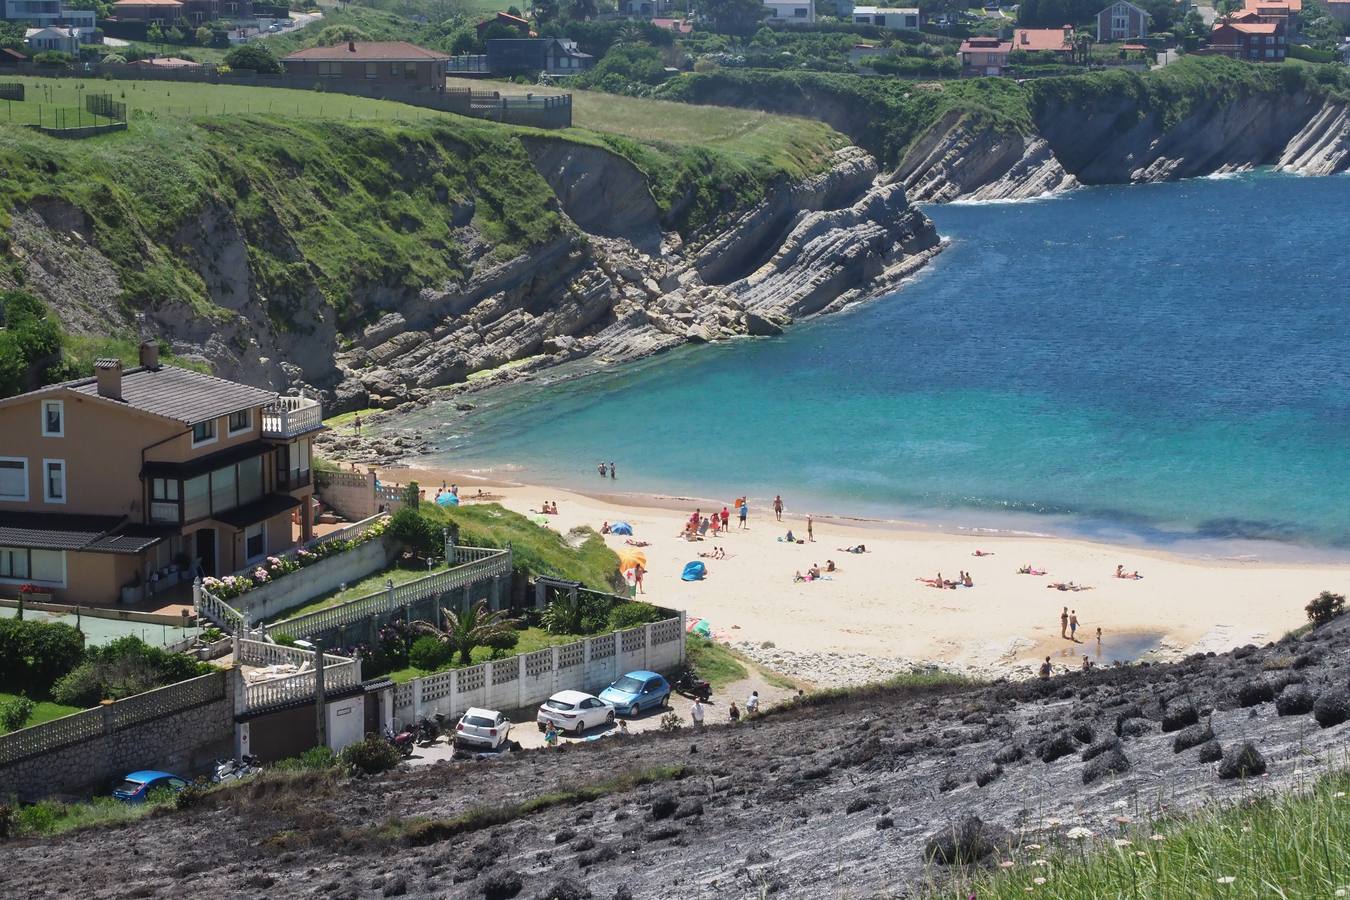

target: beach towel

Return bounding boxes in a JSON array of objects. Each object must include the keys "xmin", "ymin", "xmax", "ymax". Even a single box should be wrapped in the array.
[
  {"xmin": 681, "ymin": 561, "xmax": 707, "ymax": 582},
  {"xmin": 610, "ymin": 522, "xmax": 633, "ymax": 535}
]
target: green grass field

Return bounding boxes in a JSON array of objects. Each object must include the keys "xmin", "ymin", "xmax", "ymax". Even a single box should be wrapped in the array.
[
  {"xmin": 1, "ymin": 76, "xmax": 466, "ymax": 126},
  {"xmin": 268, "ymin": 560, "xmax": 451, "ymax": 623},
  {"xmin": 0, "ymin": 691, "xmax": 84, "ymax": 733},
  {"xmin": 383, "ymin": 626, "xmax": 592, "ymax": 683}
]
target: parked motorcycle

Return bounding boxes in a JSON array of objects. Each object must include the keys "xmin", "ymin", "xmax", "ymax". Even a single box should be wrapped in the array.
[
  {"xmin": 385, "ymin": 724, "xmax": 417, "ymax": 757},
  {"xmin": 674, "ymin": 667, "xmax": 712, "ymax": 701},
  {"xmin": 212, "ymin": 754, "xmax": 262, "ymax": 783},
  {"xmin": 416, "ymin": 714, "xmax": 448, "ymax": 747}
]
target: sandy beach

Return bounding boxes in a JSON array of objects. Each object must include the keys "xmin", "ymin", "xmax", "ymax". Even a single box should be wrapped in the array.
[{"xmin": 374, "ymin": 463, "xmax": 1350, "ymax": 682}]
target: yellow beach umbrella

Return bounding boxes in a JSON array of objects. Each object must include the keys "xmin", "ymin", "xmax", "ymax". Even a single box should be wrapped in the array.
[{"xmin": 617, "ymin": 548, "xmax": 647, "ymax": 570}]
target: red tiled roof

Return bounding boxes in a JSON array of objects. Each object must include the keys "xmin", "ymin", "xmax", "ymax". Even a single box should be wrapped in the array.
[
  {"xmin": 283, "ymin": 41, "xmax": 450, "ymax": 62},
  {"xmin": 960, "ymin": 38, "xmax": 1012, "ymax": 52},
  {"xmin": 1013, "ymin": 28, "xmax": 1074, "ymax": 51},
  {"xmin": 1224, "ymin": 20, "xmax": 1280, "ymax": 32},
  {"xmin": 1245, "ymin": 0, "xmax": 1300, "ymax": 11},
  {"xmin": 651, "ymin": 17, "xmax": 693, "ymax": 33},
  {"xmin": 478, "ymin": 11, "xmax": 529, "ymax": 27}
]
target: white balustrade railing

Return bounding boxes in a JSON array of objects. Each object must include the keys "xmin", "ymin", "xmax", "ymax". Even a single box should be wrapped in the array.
[
  {"xmin": 268, "ymin": 546, "xmax": 512, "ymax": 639},
  {"xmin": 261, "ymin": 395, "xmax": 324, "ymax": 438},
  {"xmin": 238, "ymin": 638, "xmax": 361, "ymax": 713}
]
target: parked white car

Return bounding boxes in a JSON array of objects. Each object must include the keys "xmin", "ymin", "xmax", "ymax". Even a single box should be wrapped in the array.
[
  {"xmin": 455, "ymin": 707, "xmax": 511, "ymax": 750},
  {"xmin": 536, "ymin": 690, "xmax": 615, "ymax": 735}
]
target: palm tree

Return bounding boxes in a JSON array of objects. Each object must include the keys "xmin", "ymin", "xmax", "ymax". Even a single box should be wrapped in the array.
[
  {"xmin": 616, "ymin": 23, "xmax": 647, "ymax": 48},
  {"xmin": 412, "ymin": 600, "xmax": 517, "ymax": 666}
]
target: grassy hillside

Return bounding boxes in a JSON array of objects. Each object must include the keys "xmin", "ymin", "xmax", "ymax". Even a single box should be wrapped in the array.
[
  {"xmin": 0, "ymin": 76, "xmax": 845, "ymax": 358},
  {"xmin": 656, "ymin": 56, "xmax": 1350, "ymax": 167},
  {"xmin": 941, "ymin": 767, "xmax": 1350, "ymax": 898}
]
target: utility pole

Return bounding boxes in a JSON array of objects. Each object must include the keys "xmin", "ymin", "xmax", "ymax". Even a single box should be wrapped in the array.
[{"xmin": 313, "ymin": 638, "xmax": 327, "ymax": 751}]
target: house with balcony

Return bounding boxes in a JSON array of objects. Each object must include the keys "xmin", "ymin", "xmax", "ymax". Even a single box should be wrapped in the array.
[
  {"xmin": 1207, "ymin": 15, "xmax": 1286, "ymax": 61},
  {"xmin": 3, "ymin": 0, "xmax": 96, "ymax": 41},
  {"xmin": 1095, "ymin": 1, "xmax": 1150, "ymax": 41},
  {"xmin": 0, "ymin": 343, "xmax": 323, "ymax": 607},
  {"xmin": 959, "ymin": 35, "xmax": 1013, "ymax": 76}
]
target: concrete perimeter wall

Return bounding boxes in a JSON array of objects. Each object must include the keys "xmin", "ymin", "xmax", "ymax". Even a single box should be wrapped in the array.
[{"xmin": 390, "ymin": 615, "xmax": 686, "ymax": 727}]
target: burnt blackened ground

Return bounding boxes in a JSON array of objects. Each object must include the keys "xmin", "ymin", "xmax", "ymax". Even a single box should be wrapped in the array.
[{"xmin": 4, "ymin": 617, "xmax": 1350, "ymax": 900}]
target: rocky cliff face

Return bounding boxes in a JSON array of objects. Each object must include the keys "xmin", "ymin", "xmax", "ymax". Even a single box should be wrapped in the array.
[
  {"xmin": 305, "ymin": 142, "xmax": 939, "ymax": 410},
  {"xmin": 899, "ymin": 90, "xmax": 1350, "ymax": 202},
  {"xmin": 5, "ymin": 131, "xmax": 937, "ymax": 412}
]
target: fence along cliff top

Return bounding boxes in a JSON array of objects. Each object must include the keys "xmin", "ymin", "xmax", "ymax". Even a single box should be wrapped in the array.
[{"xmin": 10, "ymin": 63, "xmax": 573, "ymax": 129}]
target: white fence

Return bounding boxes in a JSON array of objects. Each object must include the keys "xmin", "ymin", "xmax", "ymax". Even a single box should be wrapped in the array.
[
  {"xmin": 261, "ymin": 395, "xmax": 323, "ymax": 438},
  {"xmin": 267, "ymin": 545, "xmax": 513, "ymax": 639},
  {"xmin": 390, "ymin": 614, "xmax": 686, "ymax": 727},
  {"xmin": 236, "ymin": 639, "xmax": 362, "ymax": 714}
]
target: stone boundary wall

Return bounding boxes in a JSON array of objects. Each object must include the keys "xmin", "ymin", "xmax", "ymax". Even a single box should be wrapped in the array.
[
  {"xmin": 0, "ymin": 671, "xmax": 235, "ymax": 801},
  {"xmin": 390, "ymin": 614, "xmax": 686, "ymax": 727}
]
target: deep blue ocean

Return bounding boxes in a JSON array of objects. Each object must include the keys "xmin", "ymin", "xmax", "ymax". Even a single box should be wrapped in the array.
[{"xmin": 407, "ymin": 173, "xmax": 1350, "ymax": 558}]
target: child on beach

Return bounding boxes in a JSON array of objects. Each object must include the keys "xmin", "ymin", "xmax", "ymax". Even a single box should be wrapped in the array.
[{"xmin": 1069, "ymin": 610, "xmax": 1079, "ymax": 641}]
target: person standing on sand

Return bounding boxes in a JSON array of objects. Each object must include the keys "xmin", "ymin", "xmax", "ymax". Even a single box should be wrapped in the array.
[
  {"xmin": 773, "ymin": 495, "xmax": 784, "ymax": 522},
  {"xmin": 721, "ymin": 506, "xmax": 730, "ymax": 531},
  {"xmin": 1070, "ymin": 610, "xmax": 1079, "ymax": 642},
  {"xmin": 633, "ymin": 562, "xmax": 645, "ymax": 595},
  {"xmin": 738, "ymin": 499, "xmax": 749, "ymax": 530},
  {"xmin": 806, "ymin": 515, "xmax": 814, "ymax": 542},
  {"xmin": 1060, "ymin": 607, "xmax": 1069, "ymax": 639}
]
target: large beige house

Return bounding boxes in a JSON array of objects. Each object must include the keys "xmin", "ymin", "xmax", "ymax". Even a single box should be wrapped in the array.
[{"xmin": 0, "ymin": 344, "xmax": 323, "ymax": 606}]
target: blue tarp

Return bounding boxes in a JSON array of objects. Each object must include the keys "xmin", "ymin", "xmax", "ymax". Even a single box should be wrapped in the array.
[
  {"xmin": 681, "ymin": 561, "xmax": 706, "ymax": 582},
  {"xmin": 436, "ymin": 493, "xmax": 459, "ymax": 506},
  {"xmin": 610, "ymin": 521, "xmax": 633, "ymax": 535}
]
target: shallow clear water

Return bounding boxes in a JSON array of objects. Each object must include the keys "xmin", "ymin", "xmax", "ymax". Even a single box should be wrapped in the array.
[{"xmin": 406, "ymin": 173, "xmax": 1350, "ymax": 558}]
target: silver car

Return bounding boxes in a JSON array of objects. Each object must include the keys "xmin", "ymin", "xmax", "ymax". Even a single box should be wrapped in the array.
[
  {"xmin": 536, "ymin": 690, "xmax": 615, "ymax": 735},
  {"xmin": 455, "ymin": 707, "xmax": 511, "ymax": 750}
]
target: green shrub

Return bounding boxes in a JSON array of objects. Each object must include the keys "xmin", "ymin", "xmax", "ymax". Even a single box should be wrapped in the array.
[
  {"xmin": 408, "ymin": 635, "xmax": 453, "ymax": 671},
  {"xmin": 50, "ymin": 636, "xmax": 212, "ymax": 706},
  {"xmin": 0, "ymin": 696, "xmax": 34, "ymax": 731},
  {"xmin": 483, "ymin": 629, "xmax": 519, "ymax": 658},
  {"xmin": 388, "ymin": 506, "xmax": 443, "ymax": 557},
  {"xmin": 608, "ymin": 602, "xmax": 666, "ymax": 632},
  {"xmin": 338, "ymin": 735, "xmax": 402, "ymax": 775},
  {"xmin": 0, "ymin": 617, "xmax": 85, "ymax": 695},
  {"xmin": 1307, "ymin": 591, "xmax": 1346, "ymax": 627},
  {"xmin": 50, "ymin": 662, "xmax": 102, "ymax": 708}
]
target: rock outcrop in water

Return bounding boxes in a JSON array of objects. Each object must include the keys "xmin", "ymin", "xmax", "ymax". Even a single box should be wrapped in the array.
[{"xmin": 897, "ymin": 88, "xmax": 1350, "ymax": 202}]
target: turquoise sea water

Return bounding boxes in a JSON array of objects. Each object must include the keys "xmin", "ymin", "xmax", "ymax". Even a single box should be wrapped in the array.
[{"xmin": 406, "ymin": 173, "xmax": 1350, "ymax": 558}]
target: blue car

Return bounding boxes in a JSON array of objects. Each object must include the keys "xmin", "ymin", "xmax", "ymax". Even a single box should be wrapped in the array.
[
  {"xmin": 112, "ymin": 770, "xmax": 188, "ymax": 803},
  {"xmin": 599, "ymin": 670, "xmax": 671, "ymax": 718}
]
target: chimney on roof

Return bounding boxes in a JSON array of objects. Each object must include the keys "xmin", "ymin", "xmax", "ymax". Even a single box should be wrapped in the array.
[
  {"xmin": 1021, "ymin": 31, "xmax": 1028, "ymax": 42},
  {"xmin": 95, "ymin": 358, "xmax": 123, "ymax": 401},
  {"xmin": 139, "ymin": 340, "xmax": 160, "ymax": 370},
  {"xmin": 348, "ymin": 40, "xmax": 356, "ymax": 52}
]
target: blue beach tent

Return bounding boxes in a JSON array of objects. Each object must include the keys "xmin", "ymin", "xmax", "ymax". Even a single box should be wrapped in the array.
[
  {"xmin": 610, "ymin": 521, "xmax": 633, "ymax": 535},
  {"xmin": 681, "ymin": 561, "xmax": 706, "ymax": 582}
]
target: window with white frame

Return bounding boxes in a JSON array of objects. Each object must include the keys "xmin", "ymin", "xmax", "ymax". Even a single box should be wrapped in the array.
[
  {"xmin": 0, "ymin": 459, "xmax": 27, "ymax": 502},
  {"xmin": 43, "ymin": 459, "xmax": 65, "ymax": 504},
  {"xmin": 0, "ymin": 547, "xmax": 65, "ymax": 586},
  {"xmin": 191, "ymin": 419, "xmax": 217, "ymax": 446},
  {"xmin": 0, "ymin": 546, "xmax": 29, "ymax": 579},
  {"xmin": 41, "ymin": 400, "xmax": 64, "ymax": 437},
  {"xmin": 244, "ymin": 523, "xmax": 266, "ymax": 562},
  {"xmin": 228, "ymin": 409, "xmax": 252, "ymax": 435}
]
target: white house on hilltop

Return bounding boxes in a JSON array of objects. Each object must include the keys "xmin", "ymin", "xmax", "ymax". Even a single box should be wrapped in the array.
[
  {"xmin": 762, "ymin": 0, "xmax": 816, "ymax": 23},
  {"xmin": 24, "ymin": 25, "xmax": 80, "ymax": 53},
  {"xmin": 852, "ymin": 6, "xmax": 921, "ymax": 30}
]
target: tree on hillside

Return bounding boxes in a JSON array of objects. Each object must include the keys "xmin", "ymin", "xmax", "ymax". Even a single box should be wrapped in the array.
[
  {"xmin": 412, "ymin": 601, "xmax": 517, "ymax": 666},
  {"xmin": 562, "ymin": 0, "xmax": 598, "ymax": 21},
  {"xmin": 0, "ymin": 291, "xmax": 64, "ymax": 399},
  {"xmin": 317, "ymin": 24, "xmax": 370, "ymax": 45},
  {"xmin": 532, "ymin": 0, "xmax": 560, "ymax": 27},
  {"xmin": 224, "ymin": 43, "xmax": 282, "ymax": 73},
  {"xmin": 702, "ymin": 0, "xmax": 768, "ymax": 33},
  {"xmin": 0, "ymin": 21, "xmax": 24, "ymax": 50}
]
